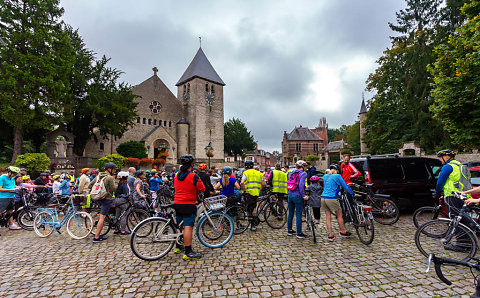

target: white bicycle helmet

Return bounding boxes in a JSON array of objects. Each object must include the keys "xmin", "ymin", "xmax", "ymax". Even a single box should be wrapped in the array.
[{"xmin": 117, "ymin": 171, "xmax": 129, "ymax": 179}]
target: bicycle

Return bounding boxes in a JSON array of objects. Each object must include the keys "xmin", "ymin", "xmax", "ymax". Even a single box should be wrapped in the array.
[
  {"xmin": 339, "ymin": 191, "xmax": 375, "ymax": 245},
  {"xmin": 33, "ymin": 195, "xmax": 93, "ymax": 239},
  {"xmin": 303, "ymin": 199, "xmax": 317, "ymax": 243},
  {"xmin": 415, "ymin": 193, "xmax": 480, "ymax": 261},
  {"xmin": 413, "ymin": 194, "xmax": 449, "ymax": 229},
  {"xmin": 425, "ymin": 253, "xmax": 480, "ymax": 297},
  {"xmin": 352, "ymin": 183, "xmax": 400, "ymax": 225},
  {"xmin": 226, "ymin": 188, "xmax": 286, "ymax": 233},
  {"xmin": 130, "ymin": 195, "xmax": 234, "ymax": 261}
]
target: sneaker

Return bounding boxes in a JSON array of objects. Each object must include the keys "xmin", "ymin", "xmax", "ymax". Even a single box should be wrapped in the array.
[
  {"xmin": 314, "ymin": 219, "xmax": 320, "ymax": 224},
  {"xmin": 174, "ymin": 246, "xmax": 185, "ymax": 254},
  {"xmin": 9, "ymin": 224, "xmax": 22, "ymax": 230},
  {"xmin": 328, "ymin": 234, "xmax": 334, "ymax": 241},
  {"xmin": 296, "ymin": 233, "xmax": 308, "ymax": 239},
  {"xmin": 444, "ymin": 244, "xmax": 470, "ymax": 253},
  {"xmin": 339, "ymin": 231, "xmax": 352, "ymax": 237},
  {"xmin": 120, "ymin": 231, "xmax": 129, "ymax": 236},
  {"xmin": 183, "ymin": 251, "xmax": 202, "ymax": 260},
  {"xmin": 287, "ymin": 230, "xmax": 296, "ymax": 236},
  {"xmin": 93, "ymin": 237, "xmax": 108, "ymax": 243},
  {"xmin": 113, "ymin": 230, "xmax": 121, "ymax": 235},
  {"xmin": 250, "ymin": 225, "xmax": 257, "ymax": 231}
]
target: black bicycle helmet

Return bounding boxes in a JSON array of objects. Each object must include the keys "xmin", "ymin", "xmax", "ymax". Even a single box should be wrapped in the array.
[
  {"xmin": 135, "ymin": 170, "xmax": 144, "ymax": 177},
  {"xmin": 222, "ymin": 166, "xmax": 233, "ymax": 175},
  {"xmin": 245, "ymin": 160, "xmax": 254, "ymax": 169},
  {"xmin": 104, "ymin": 162, "xmax": 117, "ymax": 170},
  {"xmin": 437, "ymin": 149, "xmax": 457, "ymax": 158},
  {"xmin": 179, "ymin": 154, "xmax": 194, "ymax": 166},
  {"xmin": 329, "ymin": 163, "xmax": 340, "ymax": 171}
]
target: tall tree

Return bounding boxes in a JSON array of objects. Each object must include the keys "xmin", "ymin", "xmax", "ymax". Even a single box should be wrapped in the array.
[
  {"xmin": 0, "ymin": 0, "xmax": 73, "ymax": 163},
  {"xmin": 62, "ymin": 27, "xmax": 138, "ymax": 156},
  {"xmin": 430, "ymin": 0, "xmax": 480, "ymax": 148},
  {"xmin": 224, "ymin": 118, "xmax": 256, "ymax": 161},
  {"xmin": 365, "ymin": 0, "xmax": 465, "ymax": 154}
]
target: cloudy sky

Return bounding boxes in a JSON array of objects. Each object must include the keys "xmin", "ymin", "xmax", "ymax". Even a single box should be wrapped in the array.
[{"xmin": 61, "ymin": 0, "xmax": 406, "ymax": 152}]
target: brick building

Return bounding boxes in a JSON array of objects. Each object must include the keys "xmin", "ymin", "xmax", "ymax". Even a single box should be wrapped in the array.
[{"xmin": 281, "ymin": 118, "xmax": 328, "ymax": 166}]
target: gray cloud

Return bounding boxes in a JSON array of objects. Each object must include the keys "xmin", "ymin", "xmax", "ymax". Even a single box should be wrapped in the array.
[{"xmin": 61, "ymin": 0, "xmax": 407, "ymax": 152}]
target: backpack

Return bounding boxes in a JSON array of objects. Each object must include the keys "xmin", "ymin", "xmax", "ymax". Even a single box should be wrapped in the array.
[
  {"xmin": 287, "ymin": 172, "xmax": 300, "ymax": 191},
  {"xmin": 451, "ymin": 160, "xmax": 472, "ymax": 191},
  {"xmin": 90, "ymin": 176, "xmax": 108, "ymax": 201}
]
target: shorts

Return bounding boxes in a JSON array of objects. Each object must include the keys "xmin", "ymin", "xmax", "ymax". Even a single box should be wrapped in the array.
[
  {"xmin": 0, "ymin": 198, "xmax": 14, "ymax": 213},
  {"xmin": 99, "ymin": 199, "xmax": 113, "ymax": 216},
  {"xmin": 174, "ymin": 204, "xmax": 197, "ymax": 227},
  {"xmin": 321, "ymin": 198, "xmax": 341, "ymax": 213}
]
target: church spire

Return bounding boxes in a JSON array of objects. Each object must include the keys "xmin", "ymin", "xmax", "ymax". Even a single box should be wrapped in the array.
[
  {"xmin": 359, "ymin": 92, "xmax": 367, "ymax": 114},
  {"xmin": 176, "ymin": 47, "xmax": 225, "ymax": 86}
]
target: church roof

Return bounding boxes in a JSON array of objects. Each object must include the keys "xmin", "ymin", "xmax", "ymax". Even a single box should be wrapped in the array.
[
  {"xmin": 176, "ymin": 47, "xmax": 225, "ymax": 86},
  {"xmin": 323, "ymin": 139, "xmax": 348, "ymax": 152},
  {"xmin": 287, "ymin": 126, "xmax": 322, "ymax": 141},
  {"xmin": 359, "ymin": 98, "xmax": 367, "ymax": 114}
]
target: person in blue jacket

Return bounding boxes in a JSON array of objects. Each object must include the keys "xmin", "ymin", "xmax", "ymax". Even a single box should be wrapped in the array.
[
  {"xmin": 321, "ymin": 164, "xmax": 355, "ymax": 241},
  {"xmin": 149, "ymin": 171, "xmax": 163, "ymax": 196}
]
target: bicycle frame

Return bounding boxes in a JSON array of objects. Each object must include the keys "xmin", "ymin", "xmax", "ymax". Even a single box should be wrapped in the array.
[{"xmin": 36, "ymin": 198, "xmax": 78, "ymax": 231}]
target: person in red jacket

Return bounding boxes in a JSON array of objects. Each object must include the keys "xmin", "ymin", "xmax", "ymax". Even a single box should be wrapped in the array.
[
  {"xmin": 340, "ymin": 154, "xmax": 360, "ymax": 186},
  {"xmin": 174, "ymin": 154, "xmax": 205, "ymax": 260}
]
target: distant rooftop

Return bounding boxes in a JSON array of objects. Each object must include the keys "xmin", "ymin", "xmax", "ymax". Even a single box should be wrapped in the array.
[
  {"xmin": 359, "ymin": 98, "xmax": 367, "ymax": 114},
  {"xmin": 287, "ymin": 126, "xmax": 322, "ymax": 141},
  {"xmin": 324, "ymin": 139, "xmax": 348, "ymax": 152},
  {"xmin": 176, "ymin": 47, "xmax": 225, "ymax": 86}
]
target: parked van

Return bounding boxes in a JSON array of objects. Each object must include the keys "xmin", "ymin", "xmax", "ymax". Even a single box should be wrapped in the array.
[{"xmin": 349, "ymin": 155, "xmax": 442, "ymax": 210}]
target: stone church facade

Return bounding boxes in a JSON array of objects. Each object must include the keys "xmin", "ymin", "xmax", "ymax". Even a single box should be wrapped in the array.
[{"xmin": 83, "ymin": 47, "xmax": 225, "ymax": 165}]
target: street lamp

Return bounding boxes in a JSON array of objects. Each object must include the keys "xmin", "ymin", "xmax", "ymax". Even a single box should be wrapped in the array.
[{"xmin": 204, "ymin": 142, "xmax": 214, "ymax": 169}]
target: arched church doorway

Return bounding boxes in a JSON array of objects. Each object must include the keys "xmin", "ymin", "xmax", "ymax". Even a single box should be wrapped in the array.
[{"xmin": 153, "ymin": 139, "xmax": 170, "ymax": 160}]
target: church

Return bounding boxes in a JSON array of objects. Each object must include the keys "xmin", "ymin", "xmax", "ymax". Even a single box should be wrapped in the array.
[{"xmin": 82, "ymin": 47, "xmax": 226, "ymax": 165}]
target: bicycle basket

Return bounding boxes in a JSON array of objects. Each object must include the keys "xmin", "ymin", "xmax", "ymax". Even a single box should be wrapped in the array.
[
  {"xmin": 204, "ymin": 195, "xmax": 227, "ymax": 211},
  {"xmin": 73, "ymin": 195, "xmax": 87, "ymax": 207}
]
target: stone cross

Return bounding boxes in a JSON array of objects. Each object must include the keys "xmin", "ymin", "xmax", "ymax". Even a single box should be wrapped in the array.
[{"xmin": 152, "ymin": 67, "xmax": 158, "ymax": 76}]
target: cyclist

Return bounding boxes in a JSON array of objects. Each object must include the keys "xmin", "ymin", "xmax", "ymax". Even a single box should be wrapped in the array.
[
  {"xmin": 77, "ymin": 168, "xmax": 91, "ymax": 195},
  {"xmin": 263, "ymin": 167, "xmax": 272, "ymax": 183},
  {"xmin": 436, "ymin": 149, "xmax": 473, "ymax": 252},
  {"xmin": 90, "ymin": 169, "xmax": 99, "ymax": 182},
  {"xmin": 198, "ymin": 163, "xmax": 214, "ymax": 198},
  {"xmin": 88, "ymin": 162, "xmax": 117, "ymax": 243},
  {"xmin": 0, "ymin": 166, "xmax": 22, "ymax": 231},
  {"xmin": 287, "ymin": 160, "xmax": 308, "ymax": 239},
  {"xmin": 305, "ymin": 162, "xmax": 317, "ymax": 185},
  {"xmin": 321, "ymin": 164, "xmax": 354, "ymax": 241},
  {"xmin": 241, "ymin": 160, "xmax": 265, "ymax": 231},
  {"xmin": 113, "ymin": 171, "xmax": 130, "ymax": 235},
  {"xmin": 173, "ymin": 154, "xmax": 205, "ymax": 260},
  {"xmin": 214, "ymin": 166, "xmax": 240, "ymax": 198},
  {"xmin": 149, "ymin": 170, "xmax": 162, "ymax": 196},
  {"xmin": 268, "ymin": 164, "xmax": 288, "ymax": 207},
  {"xmin": 340, "ymin": 154, "xmax": 360, "ymax": 186},
  {"xmin": 58, "ymin": 173, "xmax": 71, "ymax": 196},
  {"xmin": 306, "ymin": 175, "xmax": 322, "ymax": 223}
]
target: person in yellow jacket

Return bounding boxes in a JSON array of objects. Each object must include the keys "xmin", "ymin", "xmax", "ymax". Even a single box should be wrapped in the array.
[
  {"xmin": 268, "ymin": 163, "xmax": 288, "ymax": 207},
  {"xmin": 241, "ymin": 160, "xmax": 265, "ymax": 231}
]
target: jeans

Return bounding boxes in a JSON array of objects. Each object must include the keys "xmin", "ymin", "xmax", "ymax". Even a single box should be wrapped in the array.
[{"xmin": 287, "ymin": 194, "xmax": 303, "ymax": 234}]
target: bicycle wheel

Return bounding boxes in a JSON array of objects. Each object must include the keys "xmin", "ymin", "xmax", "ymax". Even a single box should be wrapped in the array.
[
  {"xmin": 415, "ymin": 219, "xmax": 477, "ymax": 261},
  {"xmin": 33, "ymin": 211, "xmax": 55, "ymax": 238},
  {"xmin": 130, "ymin": 217, "xmax": 175, "ymax": 261},
  {"xmin": 371, "ymin": 198, "xmax": 400, "ymax": 225},
  {"xmin": 226, "ymin": 205, "xmax": 249, "ymax": 234},
  {"xmin": 264, "ymin": 202, "xmax": 287, "ymax": 229},
  {"xmin": 126, "ymin": 208, "xmax": 150, "ymax": 232},
  {"xmin": 16, "ymin": 208, "xmax": 36, "ymax": 231},
  {"xmin": 355, "ymin": 210, "xmax": 374, "ymax": 245},
  {"xmin": 413, "ymin": 206, "xmax": 448, "ymax": 229},
  {"xmin": 90, "ymin": 210, "xmax": 111, "ymax": 236},
  {"xmin": 197, "ymin": 211, "xmax": 234, "ymax": 248},
  {"xmin": 67, "ymin": 211, "xmax": 94, "ymax": 239},
  {"xmin": 307, "ymin": 208, "xmax": 317, "ymax": 243}
]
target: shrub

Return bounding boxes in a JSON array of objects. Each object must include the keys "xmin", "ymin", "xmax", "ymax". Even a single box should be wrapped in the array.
[
  {"xmin": 152, "ymin": 158, "xmax": 166, "ymax": 165},
  {"xmin": 306, "ymin": 155, "xmax": 320, "ymax": 162},
  {"xmin": 95, "ymin": 154, "xmax": 127, "ymax": 170},
  {"xmin": 15, "ymin": 153, "xmax": 51, "ymax": 176},
  {"xmin": 140, "ymin": 158, "xmax": 153, "ymax": 165},
  {"xmin": 340, "ymin": 149, "xmax": 352, "ymax": 155},
  {"xmin": 116, "ymin": 141, "xmax": 147, "ymax": 159},
  {"xmin": 125, "ymin": 157, "xmax": 140, "ymax": 166}
]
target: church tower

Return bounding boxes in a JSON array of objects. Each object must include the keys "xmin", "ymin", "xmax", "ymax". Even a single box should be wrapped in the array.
[
  {"xmin": 359, "ymin": 94, "xmax": 368, "ymax": 155},
  {"xmin": 176, "ymin": 47, "xmax": 225, "ymax": 163}
]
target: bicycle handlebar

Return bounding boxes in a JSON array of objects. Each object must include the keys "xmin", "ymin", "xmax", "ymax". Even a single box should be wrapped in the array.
[{"xmin": 426, "ymin": 253, "xmax": 480, "ymax": 285}]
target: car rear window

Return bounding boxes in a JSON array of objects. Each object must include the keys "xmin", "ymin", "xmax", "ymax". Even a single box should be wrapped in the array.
[
  {"xmin": 369, "ymin": 159, "xmax": 403, "ymax": 180},
  {"xmin": 402, "ymin": 159, "xmax": 430, "ymax": 181},
  {"xmin": 472, "ymin": 171, "xmax": 480, "ymax": 178}
]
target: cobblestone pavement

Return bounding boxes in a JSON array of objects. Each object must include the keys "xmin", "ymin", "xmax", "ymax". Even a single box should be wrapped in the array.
[{"xmin": 0, "ymin": 214, "xmax": 475, "ymax": 297}]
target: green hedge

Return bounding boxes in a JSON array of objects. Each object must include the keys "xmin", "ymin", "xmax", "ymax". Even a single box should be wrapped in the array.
[
  {"xmin": 95, "ymin": 154, "xmax": 127, "ymax": 170},
  {"xmin": 15, "ymin": 153, "xmax": 51, "ymax": 176}
]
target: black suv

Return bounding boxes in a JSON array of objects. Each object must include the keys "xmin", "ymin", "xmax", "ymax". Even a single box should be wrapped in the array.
[{"xmin": 349, "ymin": 155, "xmax": 442, "ymax": 210}]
